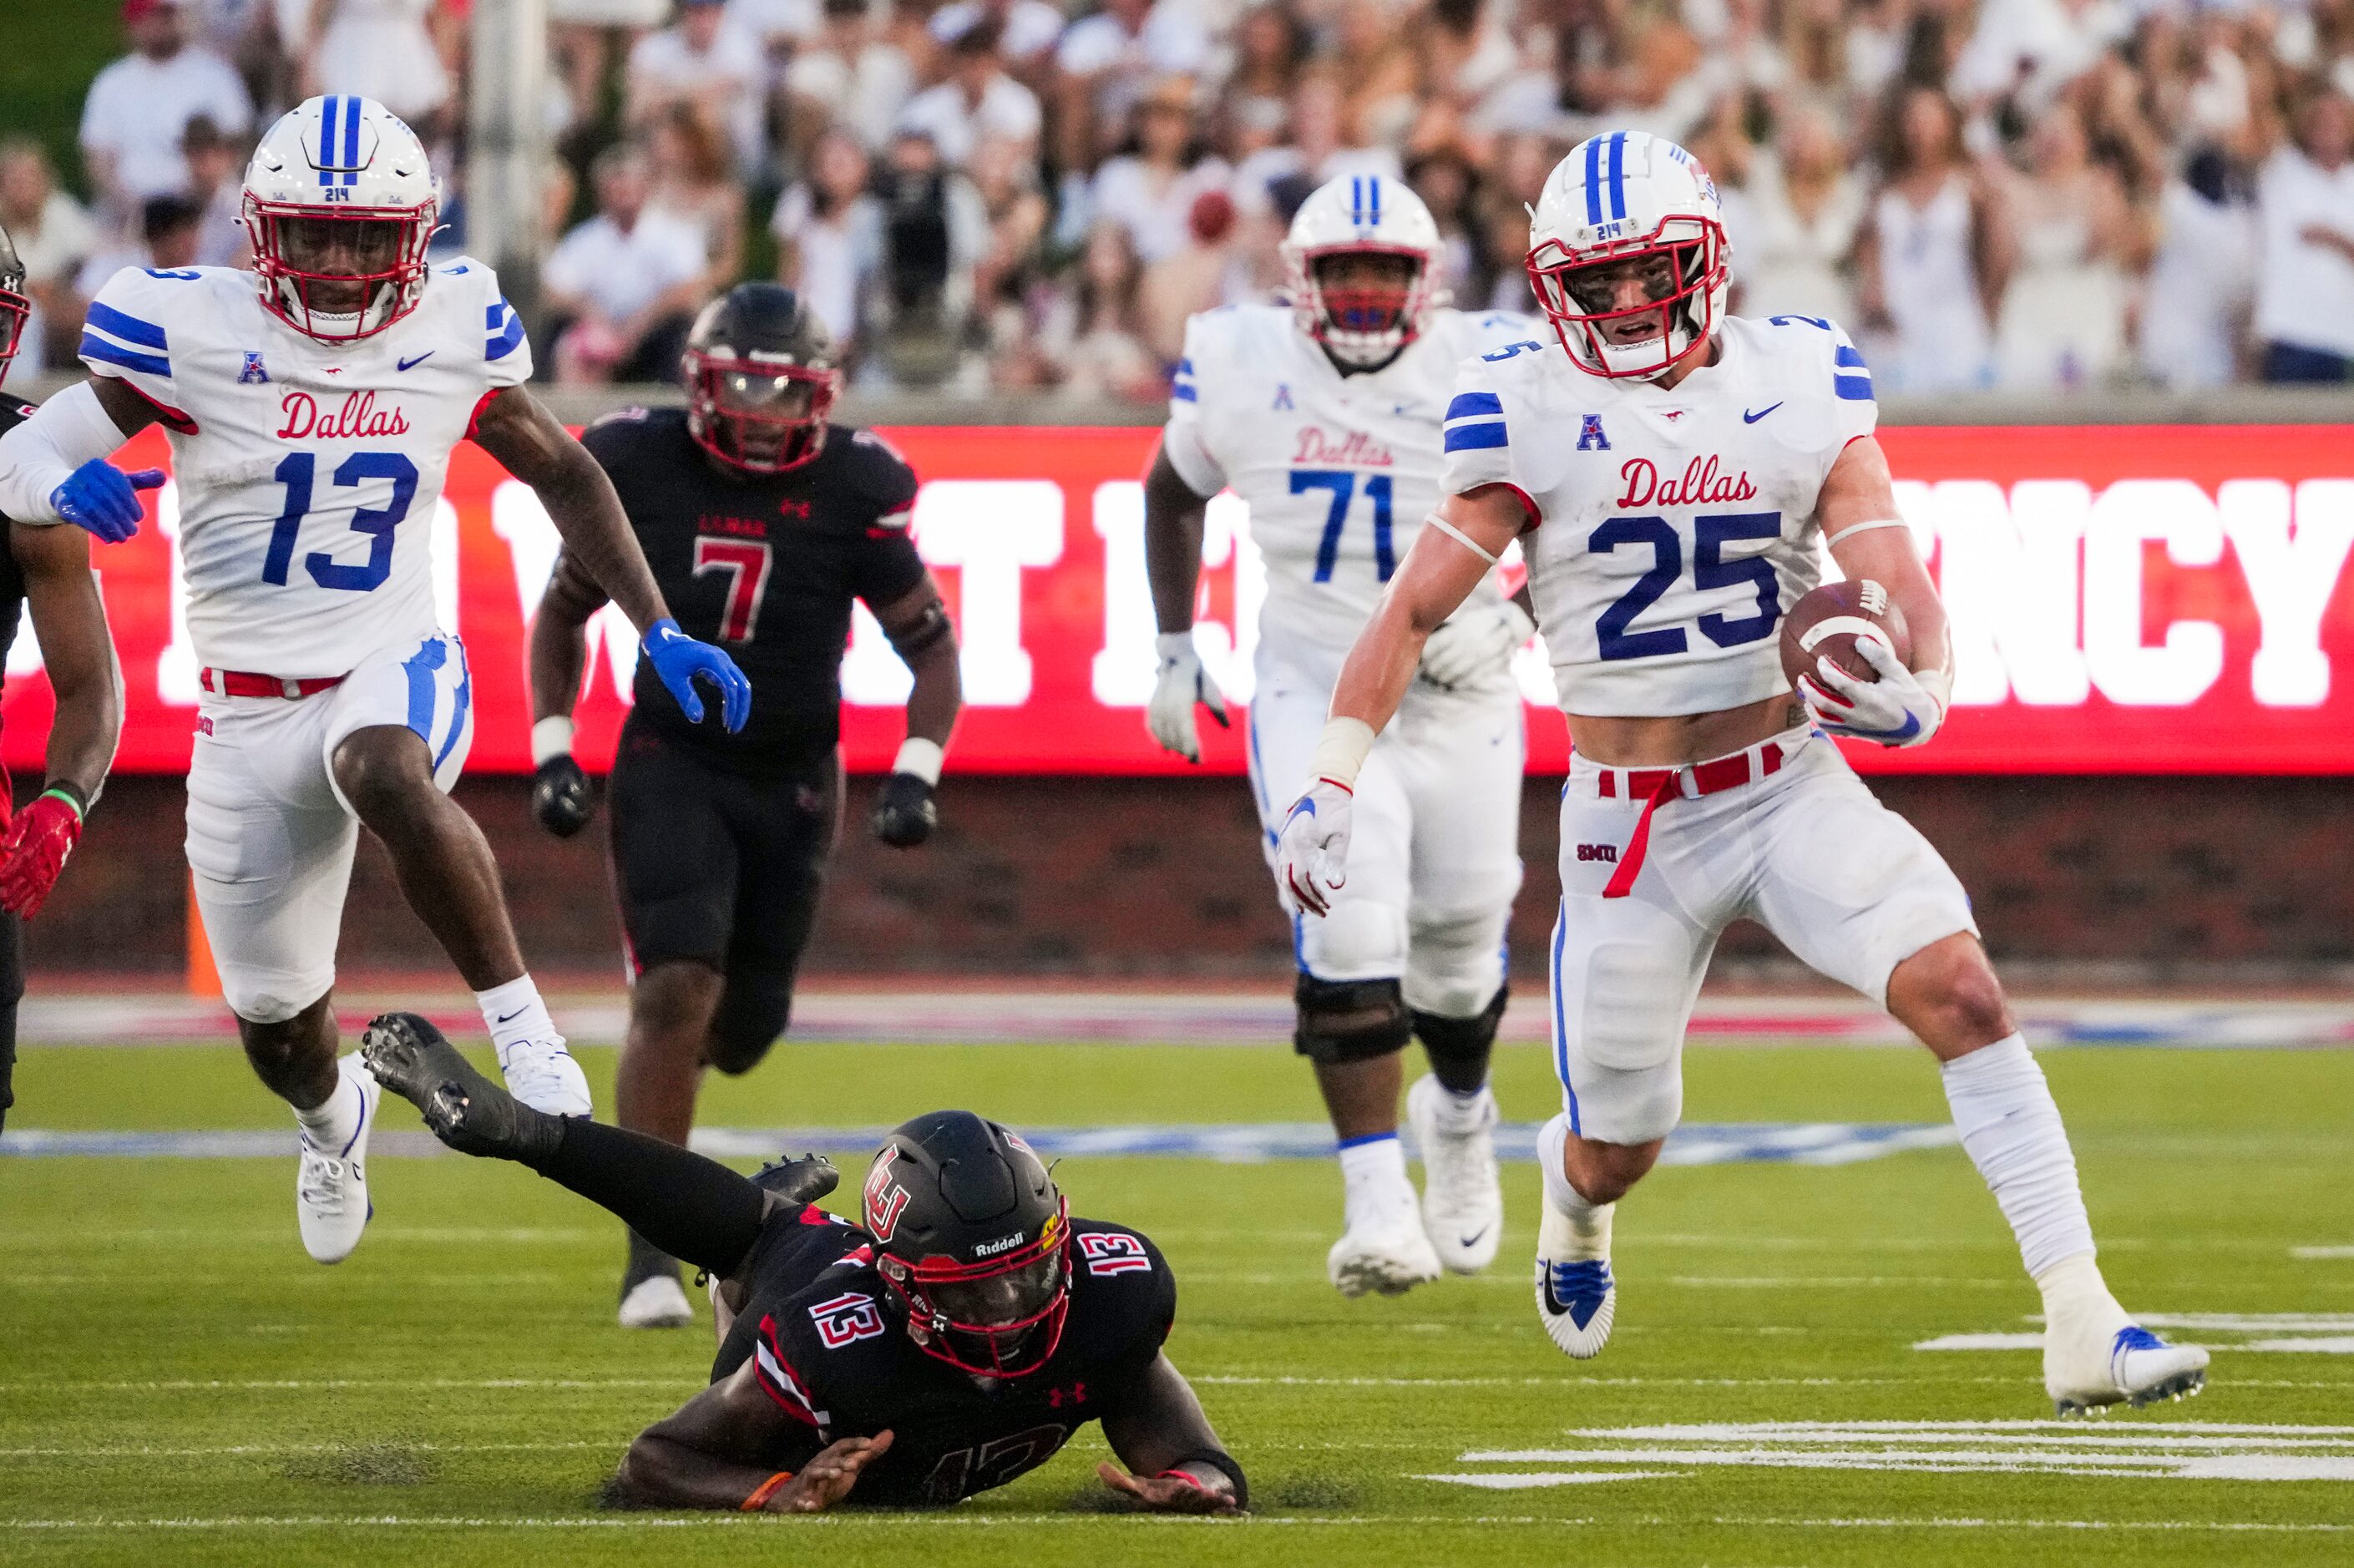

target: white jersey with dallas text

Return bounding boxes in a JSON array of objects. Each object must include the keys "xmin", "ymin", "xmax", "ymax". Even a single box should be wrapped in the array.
[
  {"xmin": 78, "ymin": 258, "xmax": 532, "ymax": 677},
  {"xmin": 1165, "ymin": 303, "xmax": 1540, "ymax": 683},
  {"xmin": 1438, "ymin": 312, "xmax": 1876, "ymax": 716}
]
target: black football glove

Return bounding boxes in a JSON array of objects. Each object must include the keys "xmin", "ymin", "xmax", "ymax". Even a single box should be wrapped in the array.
[
  {"xmin": 870, "ymin": 771, "xmax": 937, "ymax": 848},
  {"xmin": 532, "ymin": 754, "xmax": 593, "ymax": 838}
]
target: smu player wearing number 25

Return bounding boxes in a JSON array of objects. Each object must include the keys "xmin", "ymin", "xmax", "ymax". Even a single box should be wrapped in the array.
[
  {"xmin": 0, "ymin": 96, "xmax": 752, "ymax": 1272},
  {"xmin": 528, "ymin": 283, "xmax": 962, "ymax": 1332},
  {"xmin": 1275, "ymin": 129, "xmax": 2208, "ymax": 1416}
]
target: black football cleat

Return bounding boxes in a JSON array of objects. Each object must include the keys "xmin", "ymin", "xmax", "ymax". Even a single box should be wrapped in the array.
[
  {"xmin": 361, "ymin": 1011, "xmax": 563, "ymax": 1165},
  {"xmin": 752, "ymin": 1153, "xmax": 841, "ymax": 1207}
]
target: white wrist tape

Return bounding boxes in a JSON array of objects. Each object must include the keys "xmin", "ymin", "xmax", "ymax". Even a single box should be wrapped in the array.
[
  {"xmin": 1154, "ymin": 630, "xmax": 1197, "ymax": 661},
  {"xmin": 1824, "ymin": 517, "xmax": 1910, "ymax": 550},
  {"xmin": 892, "ymin": 736, "xmax": 945, "ymax": 785},
  {"xmin": 1424, "ymin": 512, "xmax": 1500, "ymax": 565},
  {"xmin": 530, "ymin": 716, "xmax": 576, "ymax": 766},
  {"xmin": 1309, "ymin": 716, "xmax": 1377, "ymax": 788},
  {"xmin": 0, "ymin": 380, "xmax": 131, "ymax": 524},
  {"xmin": 1918, "ymin": 663, "xmax": 1952, "ymax": 718}
]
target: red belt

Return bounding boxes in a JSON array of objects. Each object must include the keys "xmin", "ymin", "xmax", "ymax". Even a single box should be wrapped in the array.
[
  {"xmin": 1591, "ymin": 740, "xmax": 1788, "ymax": 899},
  {"xmin": 200, "ymin": 668, "xmax": 349, "ymax": 700}
]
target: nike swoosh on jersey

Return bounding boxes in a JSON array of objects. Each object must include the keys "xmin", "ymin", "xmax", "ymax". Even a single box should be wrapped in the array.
[
  {"xmin": 397, "ymin": 352, "xmax": 435, "ymax": 372},
  {"xmin": 1742, "ymin": 402, "xmax": 1783, "ymax": 423}
]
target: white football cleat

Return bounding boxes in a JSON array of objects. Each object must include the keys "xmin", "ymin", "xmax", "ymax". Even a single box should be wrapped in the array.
[
  {"xmin": 1406, "ymin": 1075, "xmax": 1503, "ymax": 1275},
  {"xmin": 1533, "ymin": 1193, "xmax": 1617, "ymax": 1358},
  {"xmin": 619, "ymin": 1273, "xmax": 695, "ymax": 1330},
  {"xmin": 296, "ymin": 1058, "xmax": 379, "ymax": 1264},
  {"xmin": 1328, "ymin": 1203, "xmax": 1441, "ymax": 1297},
  {"xmin": 2047, "ymin": 1314, "xmax": 2210, "ymax": 1416},
  {"xmin": 496, "ymin": 1035, "xmax": 592, "ymax": 1118}
]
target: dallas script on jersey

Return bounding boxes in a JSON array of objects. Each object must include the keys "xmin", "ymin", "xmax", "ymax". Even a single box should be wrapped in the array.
[
  {"xmin": 1614, "ymin": 454, "xmax": 1758, "ymax": 509},
  {"xmin": 276, "ymin": 389, "xmax": 413, "ymax": 441},
  {"xmin": 1291, "ymin": 427, "xmax": 1395, "ymax": 466}
]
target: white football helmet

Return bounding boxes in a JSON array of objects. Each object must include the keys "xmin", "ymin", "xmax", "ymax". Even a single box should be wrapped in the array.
[
  {"xmin": 1280, "ymin": 174, "xmax": 1445, "ymax": 369},
  {"xmin": 241, "ymin": 94, "xmax": 439, "ymax": 342},
  {"xmin": 1526, "ymin": 131, "xmax": 1729, "ymax": 381}
]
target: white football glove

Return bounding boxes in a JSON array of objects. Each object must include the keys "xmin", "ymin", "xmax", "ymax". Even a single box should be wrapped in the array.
[
  {"xmin": 1798, "ymin": 636, "xmax": 1946, "ymax": 747},
  {"xmin": 1146, "ymin": 630, "xmax": 1230, "ymax": 762},
  {"xmin": 1273, "ymin": 779, "xmax": 1354, "ymax": 918},
  {"xmin": 1417, "ymin": 599, "xmax": 1536, "ymax": 690}
]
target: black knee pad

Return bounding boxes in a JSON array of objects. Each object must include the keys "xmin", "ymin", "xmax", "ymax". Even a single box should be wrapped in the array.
[
  {"xmin": 706, "ymin": 977, "xmax": 792, "ymax": 1076},
  {"xmin": 1293, "ymin": 974, "xmax": 1410, "ymax": 1064},
  {"xmin": 1415, "ymin": 984, "xmax": 1507, "ymax": 1094}
]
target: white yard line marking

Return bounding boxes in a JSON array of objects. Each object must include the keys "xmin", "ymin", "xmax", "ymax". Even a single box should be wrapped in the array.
[
  {"xmin": 3, "ymin": 1514, "xmax": 2350, "ymax": 1534},
  {"xmin": 2294, "ymin": 1246, "xmax": 2354, "ymax": 1259},
  {"xmin": 1445, "ymin": 1421, "xmax": 2354, "ymax": 1485},
  {"xmin": 1921, "ymin": 1312, "xmax": 2354, "ymax": 1355}
]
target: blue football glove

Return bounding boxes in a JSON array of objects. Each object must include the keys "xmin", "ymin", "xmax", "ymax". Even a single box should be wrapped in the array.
[
  {"xmin": 641, "ymin": 618, "xmax": 752, "ymax": 732},
  {"xmin": 52, "ymin": 460, "xmax": 166, "ymax": 544}
]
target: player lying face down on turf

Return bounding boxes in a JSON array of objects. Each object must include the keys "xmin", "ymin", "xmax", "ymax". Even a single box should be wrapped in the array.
[
  {"xmin": 1273, "ymin": 131, "xmax": 2208, "ymax": 1416},
  {"xmin": 1143, "ymin": 175, "xmax": 1543, "ymax": 1302},
  {"xmin": 0, "ymin": 97, "xmax": 752, "ymax": 1269},
  {"xmin": 0, "ymin": 224, "xmax": 127, "ymax": 1134},
  {"xmin": 360, "ymin": 1012, "xmax": 1245, "ymax": 1514},
  {"xmin": 524, "ymin": 284, "xmax": 963, "ymax": 1330}
]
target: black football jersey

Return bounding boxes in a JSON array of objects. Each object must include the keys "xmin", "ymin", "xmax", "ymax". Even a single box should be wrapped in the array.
[
  {"xmin": 580, "ymin": 408, "xmax": 926, "ymax": 774},
  {"xmin": 0, "ymin": 397, "xmax": 34, "ymax": 668},
  {"xmin": 711, "ymin": 1204, "xmax": 1178, "ymax": 1507}
]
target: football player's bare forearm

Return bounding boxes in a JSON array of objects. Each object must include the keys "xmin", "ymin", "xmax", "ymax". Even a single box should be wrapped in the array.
[
  {"xmin": 14, "ymin": 524, "xmax": 121, "ymax": 802},
  {"xmin": 529, "ymin": 556, "xmax": 608, "ymax": 723},
  {"xmin": 1143, "ymin": 448, "xmax": 1212, "ymax": 633},
  {"xmin": 1101, "ymin": 1355, "xmax": 1238, "ymax": 1498},
  {"xmin": 614, "ymin": 1431, "xmax": 791, "ymax": 1511},
  {"xmin": 473, "ymin": 388, "xmax": 670, "ymax": 630},
  {"xmin": 903, "ymin": 639, "xmax": 961, "ymax": 746},
  {"xmin": 1820, "ymin": 435, "xmax": 1950, "ymax": 677}
]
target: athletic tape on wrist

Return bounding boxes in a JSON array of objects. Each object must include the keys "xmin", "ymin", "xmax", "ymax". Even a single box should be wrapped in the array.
[
  {"xmin": 1309, "ymin": 717, "xmax": 1376, "ymax": 789},
  {"xmin": 892, "ymin": 737, "xmax": 945, "ymax": 786},
  {"xmin": 530, "ymin": 716, "xmax": 576, "ymax": 767}
]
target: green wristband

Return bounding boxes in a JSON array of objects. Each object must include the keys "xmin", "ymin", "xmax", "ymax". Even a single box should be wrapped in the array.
[{"xmin": 37, "ymin": 786, "xmax": 85, "ymax": 823}]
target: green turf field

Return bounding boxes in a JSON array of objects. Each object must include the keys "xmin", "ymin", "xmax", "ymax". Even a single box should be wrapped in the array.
[{"xmin": 3, "ymin": 1039, "xmax": 2349, "ymax": 1565}]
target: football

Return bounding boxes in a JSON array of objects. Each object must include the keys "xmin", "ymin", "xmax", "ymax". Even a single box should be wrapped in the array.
[{"xmin": 1779, "ymin": 579, "xmax": 1912, "ymax": 690}]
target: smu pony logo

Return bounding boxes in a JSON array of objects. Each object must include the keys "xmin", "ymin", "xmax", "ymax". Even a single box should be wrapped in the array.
[
  {"xmin": 863, "ymin": 1146, "xmax": 910, "ymax": 1242},
  {"xmin": 277, "ymin": 389, "xmax": 412, "ymax": 441},
  {"xmin": 1616, "ymin": 455, "xmax": 1758, "ymax": 509},
  {"xmin": 1290, "ymin": 427, "xmax": 1395, "ymax": 467}
]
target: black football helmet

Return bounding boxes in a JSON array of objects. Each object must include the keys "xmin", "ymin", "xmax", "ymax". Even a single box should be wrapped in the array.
[
  {"xmin": 0, "ymin": 224, "xmax": 28, "ymax": 390},
  {"xmin": 862, "ymin": 1110, "xmax": 1071, "ymax": 1378},
  {"xmin": 681, "ymin": 281, "xmax": 839, "ymax": 475}
]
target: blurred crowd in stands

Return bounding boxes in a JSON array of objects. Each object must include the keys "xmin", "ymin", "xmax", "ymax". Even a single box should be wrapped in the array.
[{"xmin": 8, "ymin": 0, "xmax": 2354, "ymax": 397}]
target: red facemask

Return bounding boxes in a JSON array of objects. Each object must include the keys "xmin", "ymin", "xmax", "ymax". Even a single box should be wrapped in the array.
[
  {"xmin": 244, "ymin": 199, "xmax": 437, "ymax": 342},
  {"xmin": 684, "ymin": 352, "xmax": 838, "ymax": 474},
  {"xmin": 1526, "ymin": 221, "xmax": 1725, "ymax": 380},
  {"xmin": 0, "ymin": 283, "xmax": 27, "ymax": 389},
  {"xmin": 877, "ymin": 1199, "xmax": 1073, "ymax": 1378}
]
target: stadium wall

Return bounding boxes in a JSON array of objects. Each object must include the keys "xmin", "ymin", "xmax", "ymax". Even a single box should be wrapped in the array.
[{"xmin": 24, "ymin": 770, "xmax": 2354, "ymax": 981}]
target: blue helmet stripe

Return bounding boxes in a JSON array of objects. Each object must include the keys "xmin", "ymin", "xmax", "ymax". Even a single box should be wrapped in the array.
[
  {"xmin": 342, "ymin": 95, "xmax": 362, "ymax": 185},
  {"xmin": 1369, "ymin": 175, "xmax": 1380, "ymax": 224},
  {"xmin": 1606, "ymin": 131, "xmax": 1628, "ymax": 220},
  {"xmin": 1582, "ymin": 137, "xmax": 1602, "ymax": 225},
  {"xmin": 317, "ymin": 96, "xmax": 339, "ymax": 186}
]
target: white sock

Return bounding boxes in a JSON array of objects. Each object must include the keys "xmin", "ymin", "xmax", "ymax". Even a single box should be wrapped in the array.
[
  {"xmin": 2034, "ymin": 1251, "xmax": 2126, "ymax": 1330},
  {"xmin": 477, "ymin": 974, "xmax": 560, "ymax": 1060},
  {"xmin": 1941, "ymin": 1034, "xmax": 2098, "ymax": 1281},
  {"xmin": 1430, "ymin": 1081, "xmax": 1493, "ymax": 1133},
  {"xmin": 1536, "ymin": 1111, "xmax": 1612, "ymax": 1260},
  {"xmin": 294, "ymin": 1055, "xmax": 365, "ymax": 1153},
  {"xmin": 1338, "ymin": 1131, "xmax": 1414, "ymax": 1223}
]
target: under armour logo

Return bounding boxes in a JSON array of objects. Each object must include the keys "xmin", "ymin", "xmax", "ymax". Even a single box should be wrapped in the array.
[{"xmin": 1045, "ymin": 1381, "xmax": 1087, "ymax": 1409}]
